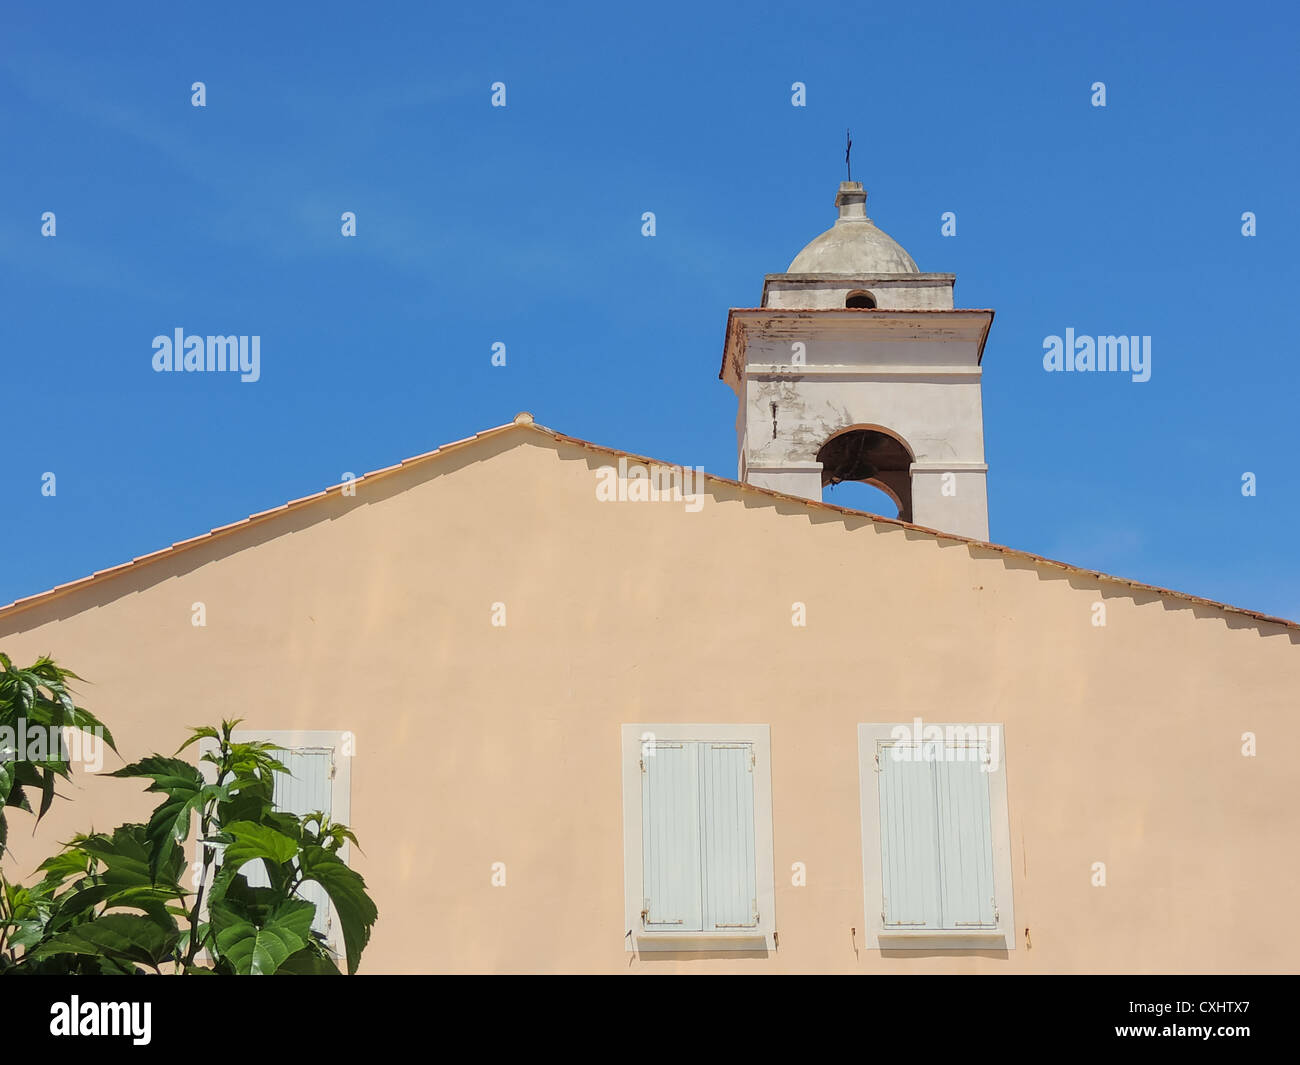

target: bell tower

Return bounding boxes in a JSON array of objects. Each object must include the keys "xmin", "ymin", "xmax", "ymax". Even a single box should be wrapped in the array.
[{"xmin": 718, "ymin": 181, "xmax": 994, "ymax": 540}]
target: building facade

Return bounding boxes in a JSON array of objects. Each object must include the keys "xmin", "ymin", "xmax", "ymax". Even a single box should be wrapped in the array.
[{"xmin": 2, "ymin": 187, "xmax": 1297, "ymax": 973}]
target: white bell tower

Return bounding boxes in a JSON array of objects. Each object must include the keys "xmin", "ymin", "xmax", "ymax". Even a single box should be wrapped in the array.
[{"xmin": 718, "ymin": 181, "xmax": 993, "ymax": 541}]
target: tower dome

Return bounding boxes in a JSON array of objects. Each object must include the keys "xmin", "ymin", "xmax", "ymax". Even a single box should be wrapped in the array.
[{"xmin": 787, "ymin": 182, "xmax": 918, "ymax": 274}]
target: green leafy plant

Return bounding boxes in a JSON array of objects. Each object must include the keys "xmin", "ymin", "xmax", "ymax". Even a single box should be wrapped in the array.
[
  {"xmin": 0, "ymin": 653, "xmax": 116, "ymax": 857},
  {"xmin": 1, "ymin": 657, "xmax": 376, "ymax": 974}
]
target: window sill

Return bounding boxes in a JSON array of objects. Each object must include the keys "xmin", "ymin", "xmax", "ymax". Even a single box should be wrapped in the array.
[
  {"xmin": 874, "ymin": 928, "xmax": 1013, "ymax": 951},
  {"xmin": 630, "ymin": 930, "xmax": 771, "ymax": 953}
]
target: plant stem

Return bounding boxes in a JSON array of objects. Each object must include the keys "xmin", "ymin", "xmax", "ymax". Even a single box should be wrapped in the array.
[{"xmin": 182, "ymin": 757, "xmax": 228, "ymax": 967}]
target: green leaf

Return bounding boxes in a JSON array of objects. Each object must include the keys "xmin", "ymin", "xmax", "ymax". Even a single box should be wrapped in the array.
[
  {"xmin": 6, "ymin": 786, "xmax": 32, "ymax": 815},
  {"xmin": 215, "ymin": 776, "xmax": 273, "ymax": 826},
  {"xmin": 107, "ymin": 755, "xmax": 203, "ymax": 793},
  {"xmin": 277, "ymin": 945, "xmax": 341, "ymax": 975},
  {"xmin": 106, "ymin": 757, "xmax": 211, "ymax": 881},
  {"xmin": 5, "ymin": 914, "xmax": 52, "ymax": 952},
  {"xmin": 297, "ymin": 846, "xmax": 378, "ymax": 975},
  {"xmin": 208, "ymin": 875, "xmax": 278, "ymax": 923},
  {"xmin": 4, "ymin": 762, "xmax": 43, "ymax": 811},
  {"xmin": 36, "ymin": 847, "xmax": 90, "ymax": 885},
  {"xmin": 30, "ymin": 912, "xmax": 179, "ymax": 968},
  {"xmin": 221, "ymin": 821, "xmax": 299, "ymax": 874},
  {"xmin": 58, "ymin": 704, "xmax": 117, "ymax": 755},
  {"xmin": 54, "ymin": 881, "xmax": 185, "ymax": 925},
  {"xmin": 77, "ymin": 822, "xmax": 187, "ymax": 890},
  {"xmin": 37, "ymin": 766, "xmax": 55, "ymax": 822},
  {"xmin": 211, "ymin": 896, "xmax": 315, "ymax": 975},
  {"xmin": 175, "ymin": 724, "xmax": 222, "ymax": 755}
]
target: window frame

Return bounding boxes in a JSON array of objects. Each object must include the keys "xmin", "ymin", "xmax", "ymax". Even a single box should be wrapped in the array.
[
  {"xmin": 857, "ymin": 722, "xmax": 1016, "ymax": 951},
  {"xmin": 195, "ymin": 728, "xmax": 353, "ymax": 963},
  {"xmin": 620, "ymin": 723, "xmax": 776, "ymax": 952}
]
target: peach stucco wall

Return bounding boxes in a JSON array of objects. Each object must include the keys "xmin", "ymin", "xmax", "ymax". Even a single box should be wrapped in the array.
[{"xmin": 2, "ymin": 427, "xmax": 1297, "ymax": 973}]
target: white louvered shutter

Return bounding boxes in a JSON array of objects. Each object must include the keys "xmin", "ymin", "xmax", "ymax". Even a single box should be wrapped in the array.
[
  {"xmin": 700, "ymin": 743, "xmax": 758, "ymax": 929},
  {"xmin": 934, "ymin": 744, "xmax": 997, "ymax": 927},
  {"xmin": 641, "ymin": 742, "xmax": 703, "ymax": 931},
  {"xmin": 243, "ymin": 747, "xmax": 335, "ymax": 938},
  {"xmin": 878, "ymin": 745, "xmax": 943, "ymax": 928}
]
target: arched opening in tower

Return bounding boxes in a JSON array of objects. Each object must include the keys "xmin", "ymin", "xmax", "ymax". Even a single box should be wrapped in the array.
[{"xmin": 817, "ymin": 429, "xmax": 913, "ymax": 523}]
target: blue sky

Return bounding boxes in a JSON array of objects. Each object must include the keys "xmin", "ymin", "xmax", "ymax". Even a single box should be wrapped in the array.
[{"xmin": 2, "ymin": 0, "xmax": 1298, "ymax": 620}]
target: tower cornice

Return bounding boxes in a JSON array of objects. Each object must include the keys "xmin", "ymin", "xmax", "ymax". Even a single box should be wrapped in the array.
[{"xmin": 719, "ymin": 308, "xmax": 995, "ymax": 389}]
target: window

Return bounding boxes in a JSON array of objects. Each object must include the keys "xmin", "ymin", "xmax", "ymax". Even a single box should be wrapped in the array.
[
  {"xmin": 196, "ymin": 729, "xmax": 353, "ymax": 960},
  {"xmin": 857, "ymin": 723, "xmax": 1015, "ymax": 950},
  {"xmin": 846, "ymin": 290, "xmax": 877, "ymax": 308},
  {"xmin": 621, "ymin": 724, "xmax": 775, "ymax": 951}
]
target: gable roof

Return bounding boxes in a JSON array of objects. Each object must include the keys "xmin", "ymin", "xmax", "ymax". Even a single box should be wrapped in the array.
[{"xmin": 2, "ymin": 412, "xmax": 1296, "ymax": 634}]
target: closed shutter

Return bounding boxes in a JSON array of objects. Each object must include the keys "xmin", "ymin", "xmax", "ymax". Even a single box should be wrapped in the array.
[
  {"xmin": 878, "ymin": 745, "xmax": 942, "ymax": 928},
  {"xmin": 935, "ymin": 744, "xmax": 996, "ymax": 927},
  {"xmin": 242, "ymin": 747, "xmax": 335, "ymax": 938},
  {"xmin": 701, "ymin": 743, "xmax": 758, "ymax": 929},
  {"xmin": 641, "ymin": 742, "xmax": 703, "ymax": 931}
]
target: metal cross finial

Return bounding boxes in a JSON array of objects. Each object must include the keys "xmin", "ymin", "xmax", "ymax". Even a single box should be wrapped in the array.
[{"xmin": 846, "ymin": 128, "xmax": 852, "ymax": 182}]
